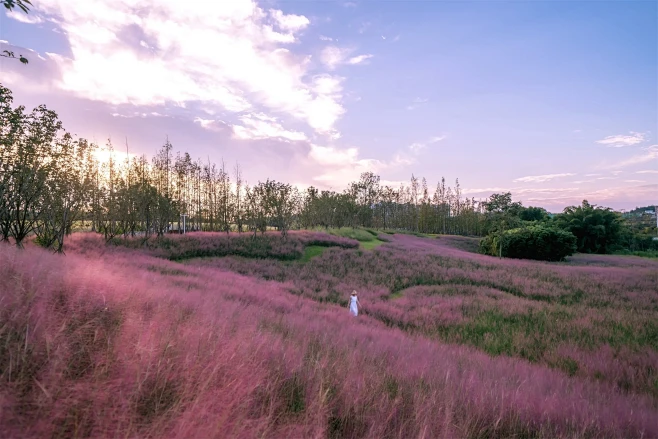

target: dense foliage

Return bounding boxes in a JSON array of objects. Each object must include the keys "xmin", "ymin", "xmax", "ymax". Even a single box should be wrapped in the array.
[
  {"xmin": 553, "ymin": 200, "xmax": 625, "ymax": 254},
  {"xmin": 479, "ymin": 225, "xmax": 577, "ymax": 261}
]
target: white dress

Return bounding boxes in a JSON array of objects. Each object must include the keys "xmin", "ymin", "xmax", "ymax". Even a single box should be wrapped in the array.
[{"xmin": 349, "ymin": 296, "xmax": 359, "ymax": 316}]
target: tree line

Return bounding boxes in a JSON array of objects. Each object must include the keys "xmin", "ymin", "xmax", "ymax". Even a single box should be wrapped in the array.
[{"xmin": 1, "ymin": 84, "xmax": 655, "ymax": 256}]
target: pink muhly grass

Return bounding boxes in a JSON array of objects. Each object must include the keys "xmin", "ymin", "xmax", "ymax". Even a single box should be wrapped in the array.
[{"xmin": 1, "ymin": 235, "xmax": 657, "ymax": 438}]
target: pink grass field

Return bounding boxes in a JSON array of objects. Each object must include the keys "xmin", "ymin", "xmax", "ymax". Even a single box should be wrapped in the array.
[{"xmin": 1, "ymin": 232, "xmax": 657, "ymax": 438}]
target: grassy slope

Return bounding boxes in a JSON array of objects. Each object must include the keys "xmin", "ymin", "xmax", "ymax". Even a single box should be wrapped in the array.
[
  {"xmin": 312, "ymin": 227, "xmax": 386, "ymax": 251},
  {"xmin": 2, "ymin": 232, "xmax": 657, "ymax": 438}
]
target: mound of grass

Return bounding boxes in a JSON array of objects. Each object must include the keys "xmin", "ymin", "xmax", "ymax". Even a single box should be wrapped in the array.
[
  {"xmin": 109, "ymin": 231, "xmax": 359, "ymax": 262},
  {"xmin": 437, "ymin": 235, "xmax": 482, "ymax": 253},
  {"xmin": 323, "ymin": 227, "xmax": 377, "ymax": 242},
  {"xmin": 300, "ymin": 245, "xmax": 327, "ymax": 263},
  {"xmin": 360, "ymin": 239, "xmax": 384, "ymax": 251}
]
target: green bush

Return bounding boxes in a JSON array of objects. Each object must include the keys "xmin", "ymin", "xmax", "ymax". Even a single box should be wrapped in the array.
[{"xmin": 479, "ymin": 225, "xmax": 576, "ymax": 262}]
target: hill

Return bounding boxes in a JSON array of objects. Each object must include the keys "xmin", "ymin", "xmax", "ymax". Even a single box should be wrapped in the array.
[{"xmin": 1, "ymin": 232, "xmax": 657, "ymax": 438}]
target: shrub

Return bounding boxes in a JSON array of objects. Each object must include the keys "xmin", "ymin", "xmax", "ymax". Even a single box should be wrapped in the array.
[{"xmin": 479, "ymin": 225, "xmax": 576, "ymax": 261}]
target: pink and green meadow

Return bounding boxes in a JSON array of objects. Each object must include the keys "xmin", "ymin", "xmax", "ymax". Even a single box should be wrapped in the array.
[{"xmin": 1, "ymin": 231, "xmax": 657, "ymax": 438}]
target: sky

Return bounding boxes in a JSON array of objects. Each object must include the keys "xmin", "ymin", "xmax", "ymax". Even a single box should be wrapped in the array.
[{"xmin": 1, "ymin": 0, "xmax": 656, "ymax": 212}]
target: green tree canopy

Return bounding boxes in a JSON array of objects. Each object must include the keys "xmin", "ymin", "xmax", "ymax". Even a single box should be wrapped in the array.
[{"xmin": 554, "ymin": 200, "xmax": 625, "ymax": 254}]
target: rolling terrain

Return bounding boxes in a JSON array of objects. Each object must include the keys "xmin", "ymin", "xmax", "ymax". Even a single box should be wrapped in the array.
[{"xmin": 1, "ymin": 231, "xmax": 657, "ymax": 438}]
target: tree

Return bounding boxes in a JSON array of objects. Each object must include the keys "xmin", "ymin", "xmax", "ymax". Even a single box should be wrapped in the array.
[
  {"xmin": 4, "ymin": 99, "xmax": 63, "ymax": 247},
  {"xmin": 519, "ymin": 206, "xmax": 549, "ymax": 222},
  {"xmin": 554, "ymin": 200, "xmax": 624, "ymax": 254},
  {"xmin": 34, "ymin": 135, "xmax": 95, "ymax": 252},
  {"xmin": 1, "ymin": 0, "xmax": 32, "ymax": 64},
  {"xmin": 479, "ymin": 225, "xmax": 576, "ymax": 261}
]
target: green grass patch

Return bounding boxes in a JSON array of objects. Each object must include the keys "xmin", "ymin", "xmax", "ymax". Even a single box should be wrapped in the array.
[
  {"xmin": 300, "ymin": 245, "xmax": 327, "ymax": 263},
  {"xmin": 314, "ymin": 227, "xmax": 376, "ymax": 242},
  {"xmin": 360, "ymin": 238, "xmax": 384, "ymax": 251},
  {"xmin": 434, "ymin": 309, "xmax": 571, "ymax": 362},
  {"xmin": 388, "ymin": 291, "xmax": 403, "ymax": 300},
  {"xmin": 612, "ymin": 250, "xmax": 658, "ymax": 259}
]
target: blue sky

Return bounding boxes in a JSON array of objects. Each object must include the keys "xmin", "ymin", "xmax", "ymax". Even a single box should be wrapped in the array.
[{"xmin": 1, "ymin": 0, "xmax": 656, "ymax": 211}]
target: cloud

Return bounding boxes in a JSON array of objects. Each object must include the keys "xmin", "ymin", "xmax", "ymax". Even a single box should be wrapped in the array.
[
  {"xmin": 636, "ymin": 170, "xmax": 658, "ymax": 174},
  {"xmin": 525, "ymin": 184, "xmax": 658, "ymax": 208},
  {"xmin": 307, "ymin": 144, "xmax": 383, "ymax": 185},
  {"xmin": 306, "ymin": 144, "xmax": 412, "ymax": 187},
  {"xmin": 194, "ymin": 112, "xmax": 306, "ymax": 141},
  {"xmin": 406, "ymin": 97, "xmax": 429, "ymax": 111},
  {"xmin": 584, "ymin": 173, "xmax": 601, "ymax": 177},
  {"xmin": 268, "ymin": 9, "xmax": 309, "ymax": 32},
  {"xmin": 193, "ymin": 117, "xmax": 231, "ymax": 133},
  {"xmin": 320, "ymin": 45, "xmax": 373, "ymax": 70},
  {"xmin": 596, "ymin": 131, "xmax": 648, "ymax": 147},
  {"xmin": 319, "ymin": 35, "xmax": 334, "ymax": 41},
  {"xmin": 233, "ymin": 113, "xmax": 307, "ymax": 141},
  {"xmin": 612, "ymin": 145, "xmax": 658, "ymax": 168},
  {"xmin": 6, "ymin": 9, "xmax": 44, "ymax": 23},
  {"xmin": 20, "ymin": 0, "xmax": 347, "ymax": 138},
  {"xmin": 624, "ymin": 180, "xmax": 645, "ymax": 183},
  {"xmin": 347, "ymin": 54, "xmax": 373, "ymax": 65},
  {"xmin": 407, "ymin": 135, "xmax": 446, "ymax": 153},
  {"xmin": 358, "ymin": 21, "xmax": 371, "ymax": 33},
  {"xmin": 512, "ymin": 173, "xmax": 576, "ymax": 183}
]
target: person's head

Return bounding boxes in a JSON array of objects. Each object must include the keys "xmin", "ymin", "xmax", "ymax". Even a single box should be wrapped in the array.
[{"xmin": 351, "ymin": 290, "xmax": 357, "ymax": 296}]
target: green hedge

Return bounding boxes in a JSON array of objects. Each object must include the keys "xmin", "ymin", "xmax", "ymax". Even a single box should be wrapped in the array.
[{"xmin": 479, "ymin": 225, "xmax": 576, "ymax": 262}]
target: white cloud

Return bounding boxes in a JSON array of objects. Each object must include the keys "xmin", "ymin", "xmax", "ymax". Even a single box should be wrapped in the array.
[
  {"xmin": 406, "ymin": 97, "xmax": 429, "ymax": 111},
  {"xmin": 6, "ymin": 9, "xmax": 44, "ymax": 23},
  {"xmin": 26, "ymin": 0, "xmax": 345, "ymax": 137},
  {"xmin": 193, "ymin": 117, "xmax": 228, "ymax": 132},
  {"xmin": 624, "ymin": 180, "xmax": 645, "ymax": 183},
  {"xmin": 319, "ymin": 35, "xmax": 334, "ymax": 41},
  {"xmin": 525, "ymin": 184, "xmax": 658, "ymax": 207},
  {"xmin": 309, "ymin": 144, "xmax": 358, "ymax": 166},
  {"xmin": 347, "ymin": 54, "xmax": 373, "ymax": 65},
  {"xmin": 194, "ymin": 112, "xmax": 306, "ymax": 141},
  {"xmin": 612, "ymin": 145, "xmax": 658, "ymax": 168},
  {"xmin": 320, "ymin": 45, "xmax": 373, "ymax": 70},
  {"xmin": 268, "ymin": 9, "xmax": 309, "ymax": 32},
  {"xmin": 462, "ymin": 187, "xmax": 509, "ymax": 195},
  {"xmin": 307, "ymin": 144, "xmax": 410, "ymax": 187},
  {"xmin": 636, "ymin": 170, "xmax": 658, "ymax": 174},
  {"xmin": 513, "ymin": 173, "xmax": 576, "ymax": 183},
  {"xmin": 596, "ymin": 131, "xmax": 647, "ymax": 147},
  {"xmin": 407, "ymin": 135, "xmax": 446, "ymax": 153},
  {"xmin": 233, "ymin": 113, "xmax": 307, "ymax": 141},
  {"xmin": 584, "ymin": 173, "xmax": 601, "ymax": 177}
]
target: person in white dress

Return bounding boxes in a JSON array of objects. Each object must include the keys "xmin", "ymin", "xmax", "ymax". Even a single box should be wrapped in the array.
[{"xmin": 349, "ymin": 290, "xmax": 361, "ymax": 316}]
